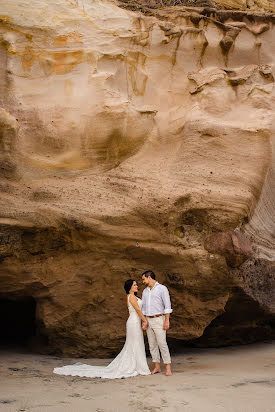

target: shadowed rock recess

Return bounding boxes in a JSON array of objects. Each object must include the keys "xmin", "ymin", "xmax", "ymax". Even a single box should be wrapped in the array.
[{"xmin": 0, "ymin": 0, "xmax": 274, "ymax": 357}]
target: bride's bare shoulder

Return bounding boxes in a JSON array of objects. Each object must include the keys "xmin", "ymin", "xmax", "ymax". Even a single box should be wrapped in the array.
[{"xmin": 129, "ymin": 294, "xmax": 138, "ymax": 304}]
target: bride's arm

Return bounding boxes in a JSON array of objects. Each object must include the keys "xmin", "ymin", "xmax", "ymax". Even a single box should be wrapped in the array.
[{"xmin": 129, "ymin": 295, "xmax": 148, "ymax": 326}]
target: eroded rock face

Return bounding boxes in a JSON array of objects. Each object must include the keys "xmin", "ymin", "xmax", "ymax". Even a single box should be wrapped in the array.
[
  {"xmin": 0, "ymin": 0, "xmax": 274, "ymax": 356},
  {"xmin": 204, "ymin": 230, "xmax": 252, "ymax": 268},
  {"xmin": 0, "ymin": 109, "xmax": 19, "ymax": 180},
  {"xmin": 117, "ymin": 0, "xmax": 275, "ymax": 13}
]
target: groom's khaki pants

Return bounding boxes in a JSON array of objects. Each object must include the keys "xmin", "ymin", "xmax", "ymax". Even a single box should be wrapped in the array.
[{"xmin": 146, "ymin": 315, "xmax": 171, "ymax": 364}]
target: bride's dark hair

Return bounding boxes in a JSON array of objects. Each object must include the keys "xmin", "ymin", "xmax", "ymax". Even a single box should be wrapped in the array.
[{"xmin": 124, "ymin": 279, "xmax": 138, "ymax": 296}]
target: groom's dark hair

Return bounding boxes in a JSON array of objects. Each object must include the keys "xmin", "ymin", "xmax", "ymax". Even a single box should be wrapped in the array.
[{"xmin": 142, "ymin": 270, "xmax": 156, "ymax": 280}]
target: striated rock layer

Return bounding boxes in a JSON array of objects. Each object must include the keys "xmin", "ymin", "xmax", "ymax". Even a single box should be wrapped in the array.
[{"xmin": 0, "ymin": 0, "xmax": 274, "ymax": 356}]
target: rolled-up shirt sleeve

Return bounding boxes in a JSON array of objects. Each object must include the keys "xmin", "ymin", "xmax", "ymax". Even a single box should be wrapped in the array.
[
  {"xmin": 162, "ymin": 286, "xmax": 173, "ymax": 314},
  {"xmin": 141, "ymin": 290, "xmax": 146, "ymax": 314}
]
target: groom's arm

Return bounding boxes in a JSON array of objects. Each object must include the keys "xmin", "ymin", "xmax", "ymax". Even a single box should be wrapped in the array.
[
  {"xmin": 141, "ymin": 289, "xmax": 146, "ymax": 315},
  {"xmin": 164, "ymin": 313, "xmax": 170, "ymax": 330},
  {"xmin": 141, "ymin": 289, "xmax": 148, "ymax": 330},
  {"xmin": 162, "ymin": 286, "xmax": 172, "ymax": 330}
]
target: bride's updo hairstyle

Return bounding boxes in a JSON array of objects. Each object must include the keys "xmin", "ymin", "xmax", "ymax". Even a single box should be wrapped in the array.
[{"xmin": 124, "ymin": 279, "xmax": 138, "ymax": 296}]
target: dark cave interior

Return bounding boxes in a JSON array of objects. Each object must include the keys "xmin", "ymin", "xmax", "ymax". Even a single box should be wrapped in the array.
[{"xmin": 0, "ymin": 297, "xmax": 37, "ymax": 347}]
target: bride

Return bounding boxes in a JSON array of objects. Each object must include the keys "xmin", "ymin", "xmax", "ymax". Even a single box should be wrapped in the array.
[{"xmin": 53, "ymin": 279, "xmax": 151, "ymax": 379}]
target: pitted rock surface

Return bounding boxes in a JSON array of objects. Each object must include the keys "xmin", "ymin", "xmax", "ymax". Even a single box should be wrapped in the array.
[{"xmin": 0, "ymin": 0, "xmax": 274, "ymax": 356}]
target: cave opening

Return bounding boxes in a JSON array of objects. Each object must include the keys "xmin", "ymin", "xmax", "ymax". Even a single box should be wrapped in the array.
[
  {"xmin": 0, "ymin": 296, "xmax": 44, "ymax": 350},
  {"xmin": 168, "ymin": 287, "xmax": 275, "ymax": 352},
  {"xmin": 185, "ymin": 288, "xmax": 275, "ymax": 348}
]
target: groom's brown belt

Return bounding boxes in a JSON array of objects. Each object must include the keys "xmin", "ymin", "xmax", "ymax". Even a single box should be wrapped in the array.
[{"xmin": 147, "ymin": 314, "xmax": 163, "ymax": 318}]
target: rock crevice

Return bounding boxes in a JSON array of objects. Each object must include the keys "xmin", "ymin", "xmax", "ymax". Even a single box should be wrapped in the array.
[{"xmin": 0, "ymin": 0, "xmax": 274, "ymax": 356}]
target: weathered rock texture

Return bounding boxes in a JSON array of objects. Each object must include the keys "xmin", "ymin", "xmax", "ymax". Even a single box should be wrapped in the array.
[
  {"xmin": 117, "ymin": 0, "xmax": 275, "ymax": 13},
  {"xmin": 0, "ymin": 0, "xmax": 274, "ymax": 356}
]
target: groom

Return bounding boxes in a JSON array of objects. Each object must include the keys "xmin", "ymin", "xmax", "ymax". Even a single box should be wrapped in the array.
[{"xmin": 141, "ymin": 270, "xmax": 172, "ymax": 376}]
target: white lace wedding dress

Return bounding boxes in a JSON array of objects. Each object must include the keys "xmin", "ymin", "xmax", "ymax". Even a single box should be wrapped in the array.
[{"xmin": 53, "ymin": 296, "xmax": 151, "ymax": 379}]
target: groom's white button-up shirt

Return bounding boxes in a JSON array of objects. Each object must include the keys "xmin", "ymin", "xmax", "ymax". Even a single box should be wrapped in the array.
[{"xmin": 142, "ymin": 282, "xmax": 172, "ymax": 316}]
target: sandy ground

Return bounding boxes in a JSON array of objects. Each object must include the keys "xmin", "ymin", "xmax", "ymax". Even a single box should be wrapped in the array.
[{"xmin": 0, "ymin": 342, "xmax": 275, "ymax": 412}]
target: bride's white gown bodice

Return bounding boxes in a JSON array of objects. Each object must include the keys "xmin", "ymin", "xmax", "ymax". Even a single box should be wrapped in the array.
[{"xmin": 53, "ymin": 295, "xmax": 150, "ymax": 379}]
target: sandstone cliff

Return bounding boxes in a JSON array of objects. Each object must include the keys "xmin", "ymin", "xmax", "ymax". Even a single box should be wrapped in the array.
[{"xmin": 0, "ymin": 0, "xmax": 274, "ymax": 356}]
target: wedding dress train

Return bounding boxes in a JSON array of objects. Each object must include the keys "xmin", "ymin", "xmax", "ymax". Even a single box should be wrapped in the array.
[{"xmin": 53, "ymin": 296, "xmax": 151, "ymax": 379}]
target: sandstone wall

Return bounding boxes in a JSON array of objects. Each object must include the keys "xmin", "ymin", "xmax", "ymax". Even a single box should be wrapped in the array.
[{"xmin": 0, "ymin": 0, "xmax": 274, "ymax": 356}]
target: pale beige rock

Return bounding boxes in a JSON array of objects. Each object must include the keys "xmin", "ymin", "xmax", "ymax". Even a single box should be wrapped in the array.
[
  {"xmin": 0, "ymin": 0, "xmax": 274, "ymax": 356},
  {"xmin": 0, "ymin": 109, "xmax": 19, "ymax": 180}
]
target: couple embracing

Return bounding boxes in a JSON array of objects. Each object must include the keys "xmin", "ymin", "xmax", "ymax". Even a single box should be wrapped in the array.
[{"xmin": 54, "ymin": 270, "xmax": 172, "ymax": 379}]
